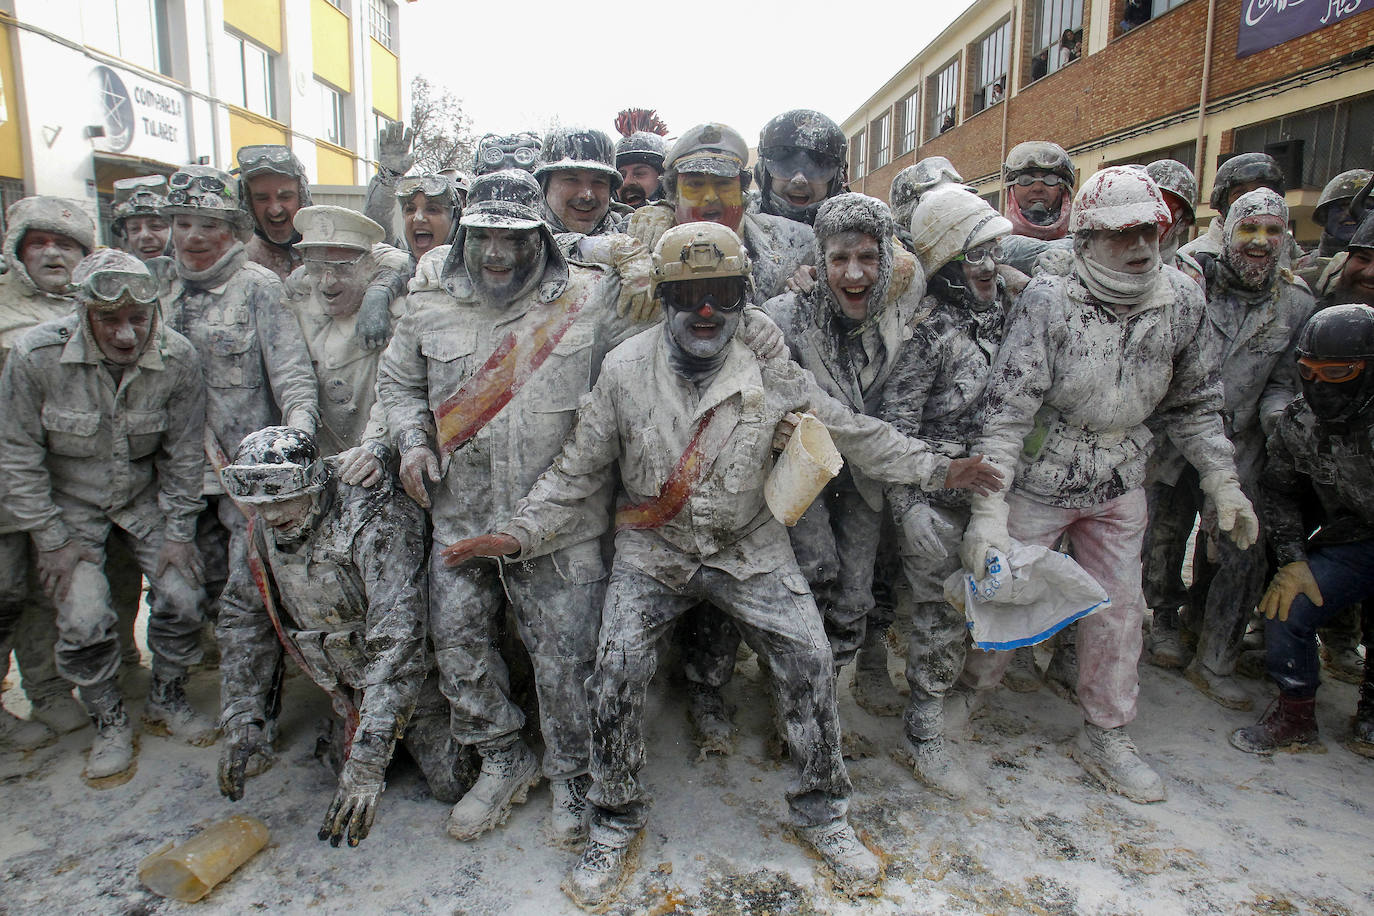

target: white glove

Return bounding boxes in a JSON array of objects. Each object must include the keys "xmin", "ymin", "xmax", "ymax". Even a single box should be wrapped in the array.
[
  {"xmin": 1199, "ymin": 471, "xmax": 1259, "ymax": 551},
  {"xmin": 409, "ymin": 246, "xmax": 450, "ymax": 293},
  {"xmin": 625, "ymin": 203, "xmax": 675, "ymax": 250},
  {"xmin": 607, "ymin": 236, "xmax": 656, "ymax": 322},
  {"xmin": 960, "ymin": 496, "xmax": 1011, "ymax": 575},
  {"xmin": 899, "ymin": 501, "xmax": 955, "ymax": 560}
]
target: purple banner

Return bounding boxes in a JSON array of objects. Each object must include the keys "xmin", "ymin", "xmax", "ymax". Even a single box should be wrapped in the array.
[{"xmin": 1237, "ymin": 0, "xmax": 1371, "ymax": 58}]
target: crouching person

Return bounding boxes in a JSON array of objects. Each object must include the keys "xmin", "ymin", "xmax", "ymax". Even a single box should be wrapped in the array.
[
  {"xmin": 443, "ymin": 223, "xmax": 1001, "ymax": 909},
  {"xmin": 216, "ymin": 427, "xmax": 473, "ymax": 845},
  {"xmin": 0, "ymin": 250, "xmax": 214, "ymax": 786}
]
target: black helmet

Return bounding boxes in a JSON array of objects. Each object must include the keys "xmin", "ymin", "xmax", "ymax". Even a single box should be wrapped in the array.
[
  {"xmin": 1349, "ymin": 208, "xmax": 1374, "ymax": 253},
  {"xmin": 1209, "ymin": 152, "xmax": 1284, "ymax": 217},
  {"xmin": 1295, "ymin": 304, "xmax": 1374, "ymax": 429},
  {"xmin": 533, "ymin": 127, "xmax": 621, "ymax": 191},
  {"xmin": 615, "ymin": 132, "xmax": 667, "ymax": 172},
  {"xmin": 221, "ymin": 426, "xmax": 328, "ymax": 504},
  {"xmin": 754, "ymin": 109, "xmax": 847, "ymax": 225}
]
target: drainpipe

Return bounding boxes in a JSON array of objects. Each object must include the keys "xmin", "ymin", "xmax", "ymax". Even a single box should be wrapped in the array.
[
  {"xmin": 1194, "ymin": 0, "xmax": 1217, "ymax": 196},
  {"xmin": 999, "ymin": 0, "xmax": 1016, "ymax": 212}
]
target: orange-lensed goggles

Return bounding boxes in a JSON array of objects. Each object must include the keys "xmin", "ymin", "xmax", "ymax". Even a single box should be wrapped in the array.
[{"xmin": 1298, "ymin": 358, "xmax": 1366, "ymax": 383}]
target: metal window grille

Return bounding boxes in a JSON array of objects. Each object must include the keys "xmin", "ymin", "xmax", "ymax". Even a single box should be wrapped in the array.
[
  {"xmin": 896, "ymin": 91, "xmax": 919, "ymax": 155},
  {"xmin": 930, "ymin": 58, "xmax": 959, "ymax": 135},
  {"xmin": 850, "ymin": 132, "xmax": 866, "ymax": 179},
  {"xmin": 1033, "ymin": 0, "xmax": 1083, "ymax": 78},
  {"xmin": 869, "ymin": 112, "xmax": 891, "ymax": 171},
  {"xmin": 975, "ymin": 20, "xmax": 1011, "ymax": 113}
]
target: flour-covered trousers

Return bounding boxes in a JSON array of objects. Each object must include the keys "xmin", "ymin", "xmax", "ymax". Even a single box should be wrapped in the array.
[
  {"xmin": 48, "ymin": 504, "xmax": 205, "ymax": 690},
  {"xmin": 960, "ymin": 489, "xmax": 1148, "ymax": 729},
  {"xmin": 0, "ymin": 531, "xmax": 75, "ymax": 704},
  {"xmin": 428, "ymin": 549, "xmax": 602, "ymax": 779},
  {"xmin": 588, "ymin": 559, "xmax": 850, "ymax": 847}
]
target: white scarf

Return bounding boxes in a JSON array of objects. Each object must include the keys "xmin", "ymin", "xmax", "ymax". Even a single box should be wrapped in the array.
[{"xmin": 1073, "ymin": 251, "xmax": 1162, "ymax": 307}]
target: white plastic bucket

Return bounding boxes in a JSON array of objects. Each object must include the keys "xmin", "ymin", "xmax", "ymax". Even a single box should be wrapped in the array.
[{"xmin": 765, "ymin": 412, "xmax": 843, "ymax": 526}]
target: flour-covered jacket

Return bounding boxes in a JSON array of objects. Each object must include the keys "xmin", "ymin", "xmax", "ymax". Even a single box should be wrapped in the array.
[
  {"xmin": 218, "ymin": 475, "xmax": 428, "ymax": 746},
  {"xmin": 977, "ymin": 267, "xmax": 1234, "ymax": 508},
  {"xmin": 1149, "ymin": 267, "xmax": 1314, "ymax": 487},
  {"xmin": 376, "ymin": 245, "xmax": 646, "ymax": 574},
  {"xmin": 0, "ymin": 313, "xmax": 205, "ymax": 552},
  {"xmin": 163, "ymin": 249, "xmax": 319, "ymax": 489},
  {"xmin": 503, "ymin": 328, "xmax": 950, "ymax": 589}
]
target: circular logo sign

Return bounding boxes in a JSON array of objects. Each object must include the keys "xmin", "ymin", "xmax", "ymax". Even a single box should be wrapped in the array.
[{"xmin": 94, "ymin": 66, "xmax": 135, "ymax": 152}]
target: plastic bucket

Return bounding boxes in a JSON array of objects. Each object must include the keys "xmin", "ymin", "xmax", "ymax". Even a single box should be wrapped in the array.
[
  {"xmin": 765, "ymin": 412, "xmax": 843, "ymax": 527},
  {"xmin": 138, "ymin": 815, "xmax": 270, "ymax": 902}
]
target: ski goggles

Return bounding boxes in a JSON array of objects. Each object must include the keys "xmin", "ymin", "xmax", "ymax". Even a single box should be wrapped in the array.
[
  {"xmin": 221, "ymin": 461, "xmax": 325, "ymax": 504},
  {"xmin": 478, "ymin": 145, "xmax": 538, "ymax": 169},
  {"xmin": 114, "ymin": 175, "xmax": 169, "ymax": 192},
  {"xmin": 169, "ymin": 172, "xmax": 228, "ymax": 194},
  {"xmin": 955, "ymin": 244, "xmax": 1005, "ymax": 264},
  {"xmin": 166, "ymin": 189, "xmax": 235, "ymax": 208},
  {"xmin": 659, "ymin": 277, "xmax": 747, "ymax": 313},
  {"xmin": 237, "ymin": 145, "xmax": 296, "ymax": 173},
  {"xmin": 79, "ymin": 269, "xmax": 160, "ymax": 305},
  {"xmin": 395, "ymin": 175, "xmax": 455, "ymax": 200},
  {"xmin": 1298, "ymin": 358, "xmax": 1366, "ymax": 383},
  {"xmin": 761, "ymin": 151, "xmax": 840, "ymax": 184},
  {"xmin": 1011, "ymin": 172, "xmax": 1066, "ymax": 187}
]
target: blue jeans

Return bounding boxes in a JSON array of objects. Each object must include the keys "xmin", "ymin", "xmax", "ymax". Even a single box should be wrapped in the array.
[{"xmin": 1266, "ymin": 540, "xmax": 1374, "ymax": 697}]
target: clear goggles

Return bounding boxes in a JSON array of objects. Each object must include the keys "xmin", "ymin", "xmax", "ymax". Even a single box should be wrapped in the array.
[
  {"xmin": 479, "ymin": 146, "xmax": 538, "ymax": 168},
  {"xmin": 1298, "ymin": 358, "xmax": 1366, "ymax": 384},
  {"xmin": 762, "ymin": 151, "xmax": 840, "ymax": 184},
  {"xmin": 659, "ymin": 277, "xmax": 747, "ymax": 313},
  {"xmin": 221, "ymin": 461, "xmax": 323, "ymax": 503},
  {"xmin": 114, "ymin": 175, "xmax": 168, "ymax": 192},
  {"xmin": 955, "ymin": 244, "xmax": 1005, "ymax": 264},
  {"xmin": 395, "ymin": 175, "xmax": 454, "ymax": 199},
  {"xmin": 1011, "ymin": 172, "xmax": 1066, "ymax": 187},
  {"xmin": 237, "ymin": 145, "xmax": 295, "ymax": 172},
  {"xmin": 80, "ymin": 269, "xmax": 160, "ymax": 305},
  {"xmin": 169, "ymin": 172, "xmax": 230, "ymax": 194},
  {"xmin": 166, "ymin": 188, "xmax": 233, "ymax": 208}
]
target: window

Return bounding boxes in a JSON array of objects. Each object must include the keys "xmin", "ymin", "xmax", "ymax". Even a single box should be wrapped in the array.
[
  {"xmin": 324, "ymin": 0, "xmax": 346, "ymax": 9},
  {"xmin": 319, "ymin": 81, "xmax": 346, "ymax": 147},
  {"xmin": 929, "ymin": 58, "xmax": 960, "ymax": 136},
  {"xmin": 1120, "ymin": 0, "xmax": 1190, "ymax": 35},
  {"xmin": 974, "ymin": 20, "xmax": 1011, "ymax": 113},
  {"xmin": 83, "ymin": 0, "xmax": 174, "ymax": 77},
  {"xmin": 1232, "ymin": 95, "xmax": 1374, "ymax": 190},
  {"xmin": 1031, "ymin": 0, "xmax": 1083, "ymax": 81},
  {"xmin": 225, "ymin": 31, "xmax": 276, "ymax": 119},
  {"xmin": 369, "ymin": 0, "xmax": 396, "ymax": 50},
  {"xmin": 869, "ymin": 112, "xmax": 891, "ymax": 172},
  {"xmin": 849, "ymin": 132, "xmax": 866, "ymax": 180},
  {"xmin": 895, "ymin": 91, "xmax": 919, "ymax": 156}
]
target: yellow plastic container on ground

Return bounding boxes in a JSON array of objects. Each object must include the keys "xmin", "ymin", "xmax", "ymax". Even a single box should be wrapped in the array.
[
  {"xmin": 765, "ymin": 412, "xmax": 843, "ymax": 526},
  {"xmin": 138, "ymin": 814, "xmax": 270, "ymax": 902}
]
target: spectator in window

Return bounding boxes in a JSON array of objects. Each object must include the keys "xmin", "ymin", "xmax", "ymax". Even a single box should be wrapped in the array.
[
  {"xmin": 1121, "ymin": 0, "xmax": 1151, "ymax": 32},
  {"xmin": 940, "ymin": 113, "xmax": 955, "ymax": 134},
  {"xmin": 1057, "ymin": 29, "xmax": 1078, "ymax": 69},
  {"xmin": 1031, "ymin": 49, "xmax": 1049, "ymax": 81},
  {"xmin": 989, "ymin": 80, "xmax": 1005, "ymax": 105}
]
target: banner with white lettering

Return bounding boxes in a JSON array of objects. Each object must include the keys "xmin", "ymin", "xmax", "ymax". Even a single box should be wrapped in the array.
[
  {"xmin": 1237, "ymin": 0, "xmax": 1370, "ymax": 57},
  {"xmin": 88, "ymin": 64, "xmax": 188, "ymax": 161}
]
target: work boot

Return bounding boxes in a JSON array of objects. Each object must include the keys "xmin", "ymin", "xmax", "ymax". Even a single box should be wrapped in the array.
[
  {"xmin": 1236, "ymin": 648, "xmax": 1267, "ymax": 680},
  {"xmin": 851, "ymin": 629, "xmax": 904, "ymax": 716},
  {"xmin": 797, "ymin": 820, "xmax": 882, "ymax": 895},
  {"xmin": 561, "ymin": 833, "xmax": 641, "ymax": 911},
  {"xmin": 30, "ymin": 693, "xmax": 89, "ymax": 735},
  {"xmin": 547, "ymin": 774, "xmax": 591, "ymax": 849},
  {"xmin": 1185, "ymin": 659, "xmax": 1253, "ymax": 710},
  {"xmin": 1230, "ymin": 694, "xmax": 1322, "ymax": 755},
  {"xmin": 897, "ymin": 734, "xmax": 972, "ymax": 800},
  {"xmin": 685, "ymin": 682, "xmax": 735, "ymax": 757},
  {"xmin": 83, "ymin": 699, "xmax": 136, "ymax": 786},
  {"xmin": 1321, "ymin": 642, "xmax": 1365, "ymax": 685},
  {"xmin": 1147, "ymin": 614, "xmax": 1189, "ymax": 669},
  {"xmin": 1045, "ymin": 638, "xmax": 1079, "ymax": 701},
  {"xmin": 943, "ymin": 683, "xmax": 987, "ymax": 736},
  {"xmin": 0, "ymin": 704, "xmax": 56, "ymax": 751},
  {"xmin": 143, "ymin": 672, "xmax": 219, "ymax": 746},
  {"xmin": 446, "ymin": 738, "xmax": 540, "ymax": 841},
  {"xmin": 1003, "ymin": 646, "xmax": 1042, "ymax": 692},
  {"xmin": 1070, "ymin": 723, "xmax": 1166, "ymax": 803},
  {"xmin": 1350, "ymin": 656, "xmax": 1374, "ymax": 758}
]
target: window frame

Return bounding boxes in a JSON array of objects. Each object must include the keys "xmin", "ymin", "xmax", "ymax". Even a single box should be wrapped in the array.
[
  {"xmin": 929, "ymin": 57, "xmax": 960, "ymax": 136},
  {"xmin": 869, "ymin": 111, "xmax": 891, "ymax": 172},
  {"xmin": 1031, "ymin": 0, "xmax": 1084, "ymax": 80},
  {"xmin": 849, "ymin": 132, "xmax": 867, "ymax": 180},
  {"xmin": 895, "ymin": 90, "xmax": 919, "ymax": 156},
  {"xmin": 318, "ymin": 80, "xmax": 347, "ymax": 147},
  {"xmin": 225, "ymin": 30, "xmax": 277, "ymax": 120},
  {"xmin": 973, "ymin": 19, "xmax": 1012, "ymax": 114},
  {"xmin": 368, "ymin": 0, "xmax": 396, "ymax": 51}
]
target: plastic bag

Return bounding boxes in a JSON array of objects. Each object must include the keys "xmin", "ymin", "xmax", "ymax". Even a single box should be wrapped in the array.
[{"xmin": 944, "ymin": 541, "xmax": 1110, "ymax": 651}]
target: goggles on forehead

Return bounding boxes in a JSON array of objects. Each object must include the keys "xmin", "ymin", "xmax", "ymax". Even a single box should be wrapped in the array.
[
  {"xmin": 169, "ymin": 172, "xmax": 229, "ymax": 193},
  {"xmin": 396, "ymin": 175, "xmax": 455, "ymax": 200},
  {"xmin": 659, "ymin": 277, "xmax": 747, "ymax": 313},
  {"xmin": 1298, "ymin": 357, "xmax": 1366, "ymax": 384},
  {"xmin": 479, "ymin": 146, "xmax": 538, "ymax": 168},
  {"xmin": 762, "ymin": 151, "xmax": 840, "ymax": 184},
  {"xmin": 220, "ymin": 461, "xmax": 325, "ymax": 504},
  {"xmin": 79, "ymin": 269, "xmax": 160, "ymax": 305},
  {"xmin": 955, "ymin": 244, "xmax": 1005, "ymax": 264},
  {"xmin": 1012, "ymin": 172, "xmax": 1066, "ymax": 188},
  {"xmin": 237, "ymin": 145, "xmax": 295, "ymax": 171},
  {"xmin": 115, "ymin": 175, "xmax": 168, "ymax": 192},
  {"xmin": 166, "ymin": 189, "xmax": 235, "ymax": 208}
]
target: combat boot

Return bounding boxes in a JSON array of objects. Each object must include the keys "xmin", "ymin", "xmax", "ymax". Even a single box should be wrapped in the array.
[
  {"xmin": 898, "ymin": 734, "xmax": 972, "ymax": 800},
  {"xmin": 0, "ymin": 704, "xmax": 56, "ymax": 751},
  {"xmin": 548, "ymin": 773, "xmax": 591, "ymax": 849},
  {"xmin": 943, "ymin": 683, "xmax": 987, "ymax": 736},
  {"xmin": 446, "ymin": 738, "xmax": 540, "ymax": 840},
  {"xmin": 1147, "ymin": 612, "xmax": 1189, "ymax": 669},
  {"xmin": 797, "ymin": 820, "xmax": 882, "ymax": 896},
  {"xmin": 561, "ymin": 833, "xmax": 641, "ymax": 911},
  {"xmin": 30, "ymin": 692, "xmax": 90, "ymax": 735},
  {"xmin": 1004, "ymin": 646, "xmax": 1042, "ymax": 692},
  {"xmin": 143, "ymin": 672, "xmax": 219, "ymax": 746},
  {"xmin": 1350, "ymin": 651, "xmax": 1374, "ymax": 758},
  {"xmin": 1230, "ymin": 694, "xmax": 1322, "ymax": 755},
  {"xmin": 685, "ymin": 682, "xmax": 735, "ymax": 756},
  {"xmin": 1185, "ymin": 659, "xmax": 1253, "ymax": 710},
  {"xmin": 1321, "ymin": 641, "xmax": 1365, "ymax": 685},
  {"xmin": 1071, "ymin": 723, "xmax": 1166, "ymax": 803},
  {"xmin": 82, "ymin": 687, "xmax": 136, "ymax": 787},
  {"xmin": 851, "ymin": 628, "xmax": 904, "ymax": 716}
]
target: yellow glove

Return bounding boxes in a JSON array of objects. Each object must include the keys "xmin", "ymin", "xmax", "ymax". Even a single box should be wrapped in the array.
[{"xmin": 1258, "ymin": 561, "xmax": 1324, "ymax": 622}]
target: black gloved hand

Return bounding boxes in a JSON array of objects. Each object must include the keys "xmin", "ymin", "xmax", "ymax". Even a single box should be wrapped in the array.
[{"xmin": 217, "ymin": 723, "xmax": 272, "ymax": 801}]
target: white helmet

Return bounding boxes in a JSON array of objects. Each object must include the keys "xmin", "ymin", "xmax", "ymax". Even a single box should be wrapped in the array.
[{"xmin": 909, "ymin": 187, "xmax": 1013, "ymax": 277}]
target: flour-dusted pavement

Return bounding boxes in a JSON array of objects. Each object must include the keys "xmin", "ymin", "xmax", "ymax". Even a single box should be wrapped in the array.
[{"xmin": 2, "ymin": 644, "xmax": 1370, "ymax": 915}]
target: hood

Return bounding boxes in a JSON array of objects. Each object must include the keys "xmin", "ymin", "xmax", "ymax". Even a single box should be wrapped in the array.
[
  {"xmin": 440, "ymin": 222, "xmax": 570, "ymax": 303},
  {"xmin": 3, "ymin": 197, "xmax": 95, "ymax": 295},
  {"xmin": 813, "ymin": 193, "xmax": 895, "ymax": 324}
]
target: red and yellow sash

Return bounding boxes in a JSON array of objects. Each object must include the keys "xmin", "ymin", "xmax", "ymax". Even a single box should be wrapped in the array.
[{"xmin": 614, "ymin": 403, "xmax": 739, "ymax": 531}]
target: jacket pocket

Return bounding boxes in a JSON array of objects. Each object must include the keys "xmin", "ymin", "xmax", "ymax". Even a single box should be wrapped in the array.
[
  {"xmin": 125, "ymin": 409, "xmax": 169, "ymax": 460},
  {"xmin": 205, "ymin": 327, "xmax": 263, "ymax": 389},
  {"xmin": 41, "ymin": 405, "xmax": 101, "ymax": 458},
  {"xmin": 534, "ymin": 327, "xmax": 595, "ymax": 413},
  {"xmin": 421, "ymin": 329, "xmax": 477, "ymax": 408}
]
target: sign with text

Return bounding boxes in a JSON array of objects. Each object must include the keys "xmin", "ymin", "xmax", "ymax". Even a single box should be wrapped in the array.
[
  {"xmin": 1238, "ymin": 0, "xmax": 1370, "ymax": 57},
  {"xmin": 88, "ymin": 64, "xmax": 188, "ymax": 162}
]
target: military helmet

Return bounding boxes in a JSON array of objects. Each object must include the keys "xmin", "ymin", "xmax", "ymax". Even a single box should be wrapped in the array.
[
  {"xmin": 533, "ymin": 127, "xmax": 621, "ymax": 190},
  {"xmin": 758, "ymin": 109, "xmax": 847, "ymax": 166},
  {"xmin": 1004, "ymin": 141, "xmax": 1075, "ymax": 186},
  {"xmin": 111, "ymin": 175, "xmax": 169, "ymax": 227},
  {"xmin": 460, "ymin": 169, "xmax": 545, "ymax": 231},
  {"xmin": 615, "ymin": 132, "xmax": 668, "ymax": 172},
  {"xmin": 1349, "ymin": 208, "xmax": 1374, "ymax": 253},
  {"xmin": 1209, "ymin": 152, "xmax": 1285, "ymax": 216},
  {"xmin": 70, "ymin": 249, "xmax": 159, "ymax": 311},
  {"xmin": 653, "ymin": 222, "xmax": 749, "ymax": 283},
  {"xmin": 1070, "ymin": 166, "xmax": 1171, "ymax": 234},
  {"xmin": 1294, "ymin": 304, "xmax": 1374, "ymax": 428},
  {"xmin": 164, "ymin": 165, "xmax": 254, "ymax": 232},
  {"xmin": 221, "ymin": 426, "xmax": 329, "ymax": 505},
  {"xmin": 1144, "ymin": 159, "xmax": 1198, "ymax": 218},
  {"xmin": 1313, "ymin": 169, "xmax": 1373, "ymax": 226}
]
